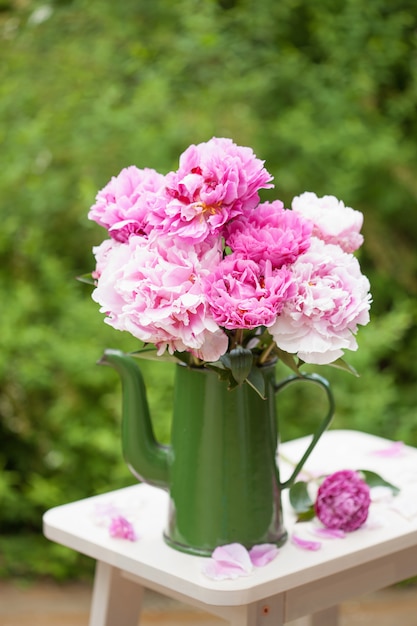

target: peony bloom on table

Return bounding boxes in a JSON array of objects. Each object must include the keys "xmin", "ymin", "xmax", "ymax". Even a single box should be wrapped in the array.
[
  {"xmin": 86, "ymin": 136, "xmax": 372, "ymax": 388},
  {"xmin": 315, "ymin": 470, "xmax": 371, "ymax": 531}
]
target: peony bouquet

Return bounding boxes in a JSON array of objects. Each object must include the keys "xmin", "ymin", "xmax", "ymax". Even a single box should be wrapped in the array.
[{"xmin": 86, "ymin": 137, "xmax": 371, "ymax": 393}]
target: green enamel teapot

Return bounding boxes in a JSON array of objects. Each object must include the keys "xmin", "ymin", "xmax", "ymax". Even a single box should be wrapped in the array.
[{"xmin": 101, "ymin": 349, "xmax": 334, "ymax": 556}]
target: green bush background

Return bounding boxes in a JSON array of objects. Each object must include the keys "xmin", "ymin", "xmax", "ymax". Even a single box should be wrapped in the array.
[{"xmin": 1, "ymin": 0, "xmax": 416, "ymax": 579}]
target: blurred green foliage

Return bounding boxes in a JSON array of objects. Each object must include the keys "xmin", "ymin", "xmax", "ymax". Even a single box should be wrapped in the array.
[{"xmin": 1, "ymin": 0, "xmax": 416, "ymax": 579}]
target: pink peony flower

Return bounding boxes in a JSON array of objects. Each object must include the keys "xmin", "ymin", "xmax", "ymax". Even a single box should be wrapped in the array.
[
  {"xmin": 204, "ymin": 255, "xmax": 296, "ymax": 330},
  {"xmin": 92, "ymin": 234, "xmax": 229, "ymax": 360},
  {"xmin": 92, "ymin": 238, "xmax": 117, "ymax": 280},
  {"xmin": 88, "ymin": 166, "xmax": 166, "ymax": 242},
  {"xmin": 86, "ymin": 139, "xmax": 372, "ymax": 376},
  {"xmin": 225, "ymin": 201, "xmax": 312, "ymax": 268},
  {"xmin": 315, "ymin": 470, "xmax": 371, "ymax": 532},
  {"xmin": 148, "ymin": 137, "xmax": 273, "ymax": 244},
  {"xmin": 269, "ymin": 238, "xmax": 372, "ymax": 364},
  {"xmin": 291, "ymin": 192, "xmax": 364, "ymax": 253}
]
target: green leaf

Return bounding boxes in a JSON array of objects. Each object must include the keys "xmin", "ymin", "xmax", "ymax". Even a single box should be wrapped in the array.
[
  {"xmin": 221, "ymin": 346, "xmax": 253, "ymax": 385},
  {"xmin": 206, "ymin": 364, "xmax": 235, "ymax": 383},
  {"xmin": 205, "ymin": 360, "xmax": 226, "ymax": 370},
  {"xmin": 274, "ymin": 347, "xmax": 302, "ymax": 376},
  {"xmin": 130, "ymin": 348, "xmax": 180, "ymax": 364},
  {"xmin": 246, "ymin": 366, "xmax": 266, "ymax": 399},
  {"xmin": 358, "ymin": 470, "xmax": 400, "ymax": 495},
  {"xmin": 327, "ymin": 358, "xmax": 359, "ymax": 377},
  {"xmin": 296, "ymin": 509, "xmax": 317, "ymax": 522},
  {"xmin": 289, "ymin": 481, "xmax": 314, "ymax": 513},
  {"xmin": 76, "ymin": 273, "xmax": 96, "ymax": 286}
]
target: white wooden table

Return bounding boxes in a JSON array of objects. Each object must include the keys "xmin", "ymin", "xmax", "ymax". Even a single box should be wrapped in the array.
[{"xmin": 43, "ymin": 430, "xmax": 417, "ymax": 625}]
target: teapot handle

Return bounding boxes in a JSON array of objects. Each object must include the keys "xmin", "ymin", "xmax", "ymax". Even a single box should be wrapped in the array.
[{"xmin": 275, "ymin": 373, "xmax": 335, "ymax": 490}]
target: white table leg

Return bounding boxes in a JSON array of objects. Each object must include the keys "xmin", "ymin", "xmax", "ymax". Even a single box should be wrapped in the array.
[
  {"xmin": 310, "ymin": 605, "xmax": 339, "ymax": 626},
  {"xmin": 89, "ymin": 561, "xmax": 144, "ymax": 626}
]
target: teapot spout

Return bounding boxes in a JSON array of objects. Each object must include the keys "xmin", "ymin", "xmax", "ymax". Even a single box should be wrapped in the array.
[{"xmin": 99, "ymin": 349, "xmax": 170, "ymax": 490}]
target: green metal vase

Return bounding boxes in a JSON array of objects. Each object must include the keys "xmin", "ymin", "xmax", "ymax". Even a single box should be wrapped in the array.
[{"xmin": 101, "ymin": 350, "xmax": 334, "ymax": 556}]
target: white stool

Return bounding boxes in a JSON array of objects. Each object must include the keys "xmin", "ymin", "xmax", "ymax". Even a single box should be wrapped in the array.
[{"xmin": 43, "ymin": 430, "xmax": 417, "ymax": 625}]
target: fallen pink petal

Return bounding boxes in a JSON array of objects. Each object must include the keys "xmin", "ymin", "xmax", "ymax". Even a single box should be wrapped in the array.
[
  {"xmin": 202, "ymin": 558, "xmax": 252, "ymax": 580},
  {"xmin": 370, "ymin": 441, "xmax": 405, "ymax": 458},
  {"xmin": 202, "ymin": 543, "xmax": 253, "ymax": 580},
  {"xmin": 202, "ymin": 542, "xmax": 282, "ymax": 580},
  {"xmin": 92, "ymin": 501, "xmax": 123, "ymax": 527},
  {"xmin": 312, "ymin": 527, "xmax": 346, "ymax": 539},
  {"xmin": 249, "ymin": 543, "xmax": 280, "ymax": 566},
  {"xmin": 291, "ymin": 534, "xmax": 322, "ymax": 551},
  {"xmin": 212, "ymin": 543, "xmax": 253, "ymax": 572},
  {"xmin": 108, "ymin": 515, "xmax": 137, "ymax": 541}
]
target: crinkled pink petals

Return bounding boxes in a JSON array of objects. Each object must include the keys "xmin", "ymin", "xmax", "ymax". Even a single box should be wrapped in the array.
[
  {"xmin": 92, "ymin": 235, "xmax": 228, "ymax": 359},
  {"xmin": 88, "ymin": 166, "xmax": 166, "ymax": 241},
  {"xmin": 270, "ymin": 238, "xmax": 372, "ymax": 364},
  {"xmin": 92, "ymin": 238, "xmax": 118, "ymax": 280},
  {"xmin": 202, "ymin": 543, "xmax": 279, "ymax": 580},
  {"xmin": 292, "ymin": 192, "xmax": 364, "ymax": 253},
  {"xmin": 315, "ymin": 470, "xmax": 371, "ymax": 532},
  {"xmin": 153, "ymin": 137, "xmax": 273, "ymax": 244},
  {"xmin": 291, "ymin": 534, "xmax": 322, "ymax": 551},
  {"xmin": 205, "ymin": 255, "xmax": 296, "ymax": 330},
  {"xmin": 91, "ymin": 502, "xmax": 138, "ymax": 542},
  {"xmin": 189, "ymin": 328, "xmax": 230, "ymax": 362},
  {"xmin": 108, "ymin": 515, "xmax": 137, "ymax": 541},
  {"xmin": 226, "ymin": 201, "xmax": 312, "ymax": 268}
]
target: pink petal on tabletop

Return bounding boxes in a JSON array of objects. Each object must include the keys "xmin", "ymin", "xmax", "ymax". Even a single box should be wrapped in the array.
[
  {"xmin": 202, "ymin": 543, "xmax": 253, "ymax": 580},
  {"xmin": 291, "ymin": 534, "xmax": 322, "ymax": 551},
  {"xmin": 108, "ymin": 515, "xmax": 137, "ymax": 541},
  {"xmin": 312, "ymin": 527, "xmax": 346, "ymax": 539},
  {"xmin": 370, "ymin": 441, "xmax": 405, "ymax": 458},
  {"xmin": 212, "ymin": 543, "xmax": 253, "ymax": 573},
  {"xmin": 202, "ymin": 558, "xmax": 251, "ymax": 581},
  {"xmin": 249, "ymin": 543, "xmax": 279, "ymax": 567},
  {"xmin": 92, "ymin": 501, "xmax": 122, "ymax": 526}
]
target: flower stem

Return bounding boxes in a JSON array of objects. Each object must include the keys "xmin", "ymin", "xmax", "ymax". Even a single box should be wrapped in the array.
[
  {"xmin": 233, "ymin": 328, "xmax": 244, "ymax": 349},
  {"xmin": 259, "ymin": 341, "xmax": 276, "ymax": 365}
]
